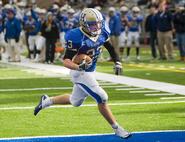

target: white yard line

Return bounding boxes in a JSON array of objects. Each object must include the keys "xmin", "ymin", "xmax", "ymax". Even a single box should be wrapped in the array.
[
  {"xmin": 130, "ymin": 90, "xmax": 161, "ymax": 93},
  {"xmin": 0, "ymin": 87, "xmax": 73, "ymax": 92},
  {"xmin": 145, "ymin": 93, "xmax": 175, "ymax": 96},
  {"xmin": 98, "ymin": 82, "xmax": 118, "ymax": 85},
  {"xmin": 1, "ymin": 100, "xmax": 185, "ymax": 111},
  {"xmin": 160, "ymin": 97, "xmax": 185, "ymax": 100},
  {"xmin": 100, "ymin": 85, "xmax": 128, "ymax": 88},
  {"xmin": 0, "ymin": 85, "xmax": 129, "ymax": 92},
  {"xmin": 2, "ymin": 60, "xmax": 185, "ymax": 95},
  {"xmin": 116, "ymin": 88, "xmax": 145, "ymax": 91}
]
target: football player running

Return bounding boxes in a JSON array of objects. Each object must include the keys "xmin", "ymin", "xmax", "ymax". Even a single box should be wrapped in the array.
[{"xmin": 34, "ymin": 8, "xmax": 131, "ymax": 139}]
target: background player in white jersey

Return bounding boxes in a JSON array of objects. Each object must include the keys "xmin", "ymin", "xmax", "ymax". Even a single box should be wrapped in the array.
[{"xmin": 34, "ymin": 8, "xmax": 131, "ymax": 139}]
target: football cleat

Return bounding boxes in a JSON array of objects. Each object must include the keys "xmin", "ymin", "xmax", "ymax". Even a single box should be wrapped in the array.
[
  {"xmin": 34, "ymin": 95, "xmax": 51, "ymax": 116},
  {"xmin": 114, "ymin": 126, "xmax": 131, "ymax": 139}
]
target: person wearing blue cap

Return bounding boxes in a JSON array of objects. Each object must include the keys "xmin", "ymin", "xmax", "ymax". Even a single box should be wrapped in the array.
[{"xmin": 4, "ymin": 8, "xmax": 21, "ymax": 62}]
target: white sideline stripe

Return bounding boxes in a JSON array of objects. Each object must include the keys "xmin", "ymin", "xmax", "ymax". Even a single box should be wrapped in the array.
[
  {"xmin": 3, "ymin": 60, "xmax": 185, "ymax": 95},
  {"xmin": 0, "ymin": 86, "xmax": 129, "ymax": 92},
  {"xmin": 130, "ymin": 90, "xmax": 161, "ymax": 93},
  {"xmin": 160, "ymin": 97, "xmax": 185, "ymax": 100},
  {"xmin": 1, "ymin": 100, "xmax": 185, "ymax": 111},
  {"xmin": 145, "ymin": 93, "xmax": 176, "ymax": 96},
  {"xmin": 0, "ymin": 87, "xmax": 73, "ymax": 92},
  {"xmin": 99, "ymin": 82, "xmax": 118, "ymax": 85},
  {"xmin": 116, "ymin": 88, "xmax": 145, "ymax": 91},
  {"xmin": 101, "ymin": 85, "xmax": 129, "ymax": 88},
  {"xmin": 0, "ymin": 130, "xmax": 185, "ymax": 140}
]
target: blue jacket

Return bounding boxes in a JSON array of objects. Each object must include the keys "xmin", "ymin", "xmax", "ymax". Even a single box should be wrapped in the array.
[
  {"xmin": 5, "ymin": 17, "xmax": 21, "ymax": 39},
  {"xmin": 109, "ymin": 14, "xmax": 121, "ymax": 36},
  {"xmin": 155, "ymin": 11, "xmax": 173, "ymax": 32}
]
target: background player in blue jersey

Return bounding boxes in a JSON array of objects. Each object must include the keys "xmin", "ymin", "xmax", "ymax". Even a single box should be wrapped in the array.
[
  {"xmin": 126, "ymin": 6, "xmax": 143, "ymax": 61},
  {"xmin": 34, "ymin": 8, "xmax": 131, "ymax": 139},
  {"xmin": 118, "ymin": 6, "xmax": 129, "ymax": 61}
]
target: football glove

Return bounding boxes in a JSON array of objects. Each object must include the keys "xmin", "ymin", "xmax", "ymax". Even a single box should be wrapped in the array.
[
  {"xmin": 114, "ymin": 61, "xmax": 123, "ymax": 75},
  {"xmin": 78, "ymin": 60, "xmax": 92, "ymax": 71}
]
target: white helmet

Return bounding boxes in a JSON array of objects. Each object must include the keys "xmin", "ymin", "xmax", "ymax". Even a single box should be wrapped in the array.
[
  {"xmin": 132, "ymin": 6, "xmax": 140, "ymax": 13},
  {"xmin": 80, "ymin": 8, "xmax": 103, "ymax": 37},
  {"xmin": 108, "ymin": 7, "xmax": 116, "ymax": 12},
  {"xmin": 35, "ymin": 7, "xmax": 41, "ymax": 13},
  {"xmin": 67, "ymin": 8, "xmax": 75, "ymax": 14},
  {"xmin": 17, "ymin": 1, "xmax": 26, "ymax": 7},
  {"xmin": 4, "ymin": 4, "xmax": 13, "ymax": 9},
  {"xmin": 120, "ymin": 6, "xmax": 128, "ymax": 12},
  {"xmin": 40, "ymin": 9, "xmax": 47, "ymax": 14},
  {"xmin": 53, "ymin": 4, "xmax": 59, "ymax": 10}
]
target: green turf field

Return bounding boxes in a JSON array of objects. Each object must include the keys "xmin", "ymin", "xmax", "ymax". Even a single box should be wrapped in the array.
[
  {"xmin": 0, "ymin": 64, "xmax": 185, "ymax": 138},
  {"xmin": 97, "ymin": 48, "xmax": 185, "ymax": 85}
]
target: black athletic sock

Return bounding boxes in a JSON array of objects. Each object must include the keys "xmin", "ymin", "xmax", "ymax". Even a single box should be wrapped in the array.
[
  {"xmin": 136, "ymin": 47, "xmax": 140, "ymax": 56},
  {"xmin": 127, "ymin": 47, "xmax": 130, "ymax": 57}
]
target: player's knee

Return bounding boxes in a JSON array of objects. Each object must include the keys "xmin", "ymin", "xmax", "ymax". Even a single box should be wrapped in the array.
[
  {"xmin": 70, "ymin": 97, "xmax": 84, "ymax": 107},
  {"xmin": 98, "ymin": 92, "xmax": 108, "ymax": 104}
]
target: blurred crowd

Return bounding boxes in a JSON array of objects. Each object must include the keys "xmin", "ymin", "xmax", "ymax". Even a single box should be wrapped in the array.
[{"xmin": 0, "ymin": 0, "xmax": 185, "ymax": 64}]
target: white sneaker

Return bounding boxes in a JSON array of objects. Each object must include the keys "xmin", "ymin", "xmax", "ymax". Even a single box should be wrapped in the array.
[
  {"xmin": 114, "ymin": 126, "xmax": 131, "ymax": 139},
  {"xmin": 136, "ymin": 56, "xmax": 140, "ymax": 61},
  {"xmin": 33, "ymin": 54, "xmax": 40, "ymax": 62}
]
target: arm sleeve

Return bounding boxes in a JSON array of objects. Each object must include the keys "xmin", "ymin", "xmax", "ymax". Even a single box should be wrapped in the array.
[
  {"xmin": 104, "ymin": 40, "xmax": 120, "ymax": 63},
  {"xmin": 31, "ymin": 9, "xmax": 38, "ymax": 22},
  {"xmin": 63, "ymin": 48, "xmax": 77, "ymax": 60}
]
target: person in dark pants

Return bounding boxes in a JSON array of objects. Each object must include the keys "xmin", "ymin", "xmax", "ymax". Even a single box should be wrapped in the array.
[
  {"xmin": 173, "ymin": 5, "xmax": 185, "ymax": 62},
  {"xmin": 41, "ymin": 12, "xmax": 59, "ymax": 64},
  {"xmin": 145, "ymin": 4, "xmax": 158, "ymax": 60}
]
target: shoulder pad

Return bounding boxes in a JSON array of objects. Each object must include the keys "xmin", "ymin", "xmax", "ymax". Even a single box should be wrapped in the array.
[{"xmin": 64, "ymin": 28, "xmax": 83, "ymax": 49}]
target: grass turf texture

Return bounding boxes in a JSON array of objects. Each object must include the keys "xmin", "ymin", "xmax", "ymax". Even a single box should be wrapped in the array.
[{"xmin": 0, "ymin": 65, "xmax": 185, "ymax": 138}]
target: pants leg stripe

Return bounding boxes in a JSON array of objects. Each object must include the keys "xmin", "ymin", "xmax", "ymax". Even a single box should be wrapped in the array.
[{"xmin": 77, "ymin": 83, "xmax": 103, "ymax": 104}]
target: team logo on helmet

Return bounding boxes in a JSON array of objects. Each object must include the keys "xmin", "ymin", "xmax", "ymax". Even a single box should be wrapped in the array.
[{"xmin": 80, "ymin": 8, "xmax": 103, "ymax": 37}]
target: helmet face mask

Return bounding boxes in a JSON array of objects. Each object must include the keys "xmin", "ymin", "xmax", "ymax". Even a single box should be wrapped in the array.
[
  {"xmin": 84, "ymin": 20, "xmax": 102, "ymax": 37},
  {"xmin": 80, "ymin": 8, "xmax": 103, "ymax": 37}
]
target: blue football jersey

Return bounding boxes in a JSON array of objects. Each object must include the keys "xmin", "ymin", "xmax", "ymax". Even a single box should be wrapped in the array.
[
  {"xmin": 128, "ymin": 15, "xmax": 143, "ymax": 32},
  {"xmin": 65, "ymin": 25, "xmax": 110, "ymax": 72}
]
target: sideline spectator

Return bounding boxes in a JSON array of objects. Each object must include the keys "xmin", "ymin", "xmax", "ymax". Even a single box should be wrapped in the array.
[
  {"xmin": 156, "ymin": 2, "xmax": 174, "ymax": 60},
  {"xmin": 41, "ymin": 12, "xmax": 60, "ymax": 64},
  {"xmin": 173, "ymin": 4, "xmax": 185, "ymax": 62},
  {"xmin": 5, "ymin": 8, "xmax": 21, "ymax": 62},
  {"xmin": 145, "ymin": 4, "xmax": 158, "ymax": 60}
]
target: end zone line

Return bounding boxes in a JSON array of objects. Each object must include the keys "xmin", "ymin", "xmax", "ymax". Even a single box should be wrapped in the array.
[
  {"xmin": 0, "ymin": 130, "xmax": 185, "ymax": 140},
  {"xmin": 1, "ymin": 100, "xmax": 185, "ymax": 111}
]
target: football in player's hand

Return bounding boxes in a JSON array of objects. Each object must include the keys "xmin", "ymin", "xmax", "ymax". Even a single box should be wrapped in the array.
[{"xmin": 72, "ymin": 54, "xmax": 92, "ymax": 65}]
